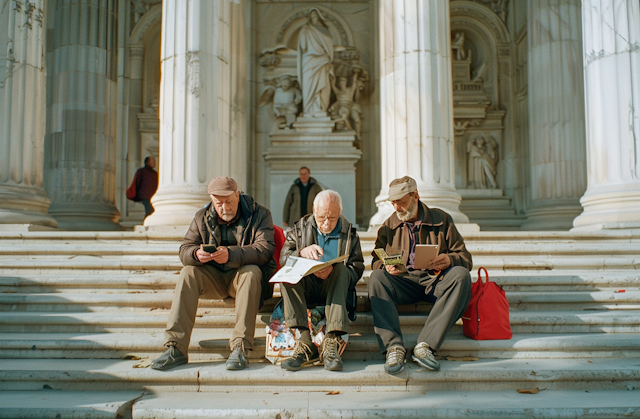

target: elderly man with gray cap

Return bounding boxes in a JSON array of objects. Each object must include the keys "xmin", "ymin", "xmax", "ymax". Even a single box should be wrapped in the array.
[
  {"xmin": 369, "ymin": 176, "xmax": 472, "ymax": 375},
  {"xmin": 151, "ymin": 176, "xmax": 276, "ymax": 371}
]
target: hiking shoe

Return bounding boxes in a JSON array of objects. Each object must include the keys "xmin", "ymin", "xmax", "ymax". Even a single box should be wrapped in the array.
[
  {"xmin": 321, "ymin": 335, "xmax": 343, "ymax": 371},
  {"xmin": 281, "ymin": 340, "xmax": 319, "ymax": 371},
  {"xmin": 226, "ymin": 340, "xmax": 248, "ymax": 370},
  {"xmin": 384, "ymin": 345, "xmax": 406, "ymax": 375},
  {"xmin": 150, "ymin": 343, "xmax": 188, "ymax": 371},
  {"xmin": 412, "ymin": 342, "xmax": 440, "ymax": 371}
]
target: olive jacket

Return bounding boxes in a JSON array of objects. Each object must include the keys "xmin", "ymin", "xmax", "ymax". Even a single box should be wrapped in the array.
[
  {"xmin": 371, "ymin": 201, "xmax": 472, "ymax": 272},
  {"xmin": 179, "ymin": 193, "xmax": 277, "ymax": 303},
  {"xmin": 282, "ymin": 177, "xmax": 323, "ymax": 226}
]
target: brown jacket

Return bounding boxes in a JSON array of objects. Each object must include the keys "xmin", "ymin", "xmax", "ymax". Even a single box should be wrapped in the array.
[
  {"xmin": 371, "ymin": 202, "xmax": 472, "ymax": 272},
  {"xmin": 282, "ymin": 177, "xmax": 323, "ymax": 226},
  {"xmin": 179, "ymin": 193, "xmax": 277, "ymax": 303}
]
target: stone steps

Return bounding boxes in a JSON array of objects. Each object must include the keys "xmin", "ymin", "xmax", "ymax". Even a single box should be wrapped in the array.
[
  {"xmin": 1, "ymin": 310, "xmax": 640, "ymax": 334},
  {"xmin": 1, "ymin": 331, "xmax": 639, "ymax": 360},
  {"xmin": 1, "ymin": 358, "xmax": 639, "ymax": 392},
  {"xmin": 2, "ymin": 389, "xmax": 639, "ymax": 419}
]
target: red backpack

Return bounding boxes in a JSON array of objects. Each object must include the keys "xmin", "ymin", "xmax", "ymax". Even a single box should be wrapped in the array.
[
  {"xmin": 273, "ymin": 225, "xmax": 285, "ymax": 270},
  {"xmin": 462, "ymin": 267, "xmax": 512, "ymax": 340}
]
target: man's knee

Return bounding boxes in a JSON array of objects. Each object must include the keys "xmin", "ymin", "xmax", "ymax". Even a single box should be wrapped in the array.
[
  {"xmin": 236, "ymin": 265, "xmax": 263, "ymax": 289},
  {"xmin": 368, "ymin": 269, "xmax": 389, "ymax": 296},
  {"xmin": 447, "ymin": 266, "xmax": 471, "ymax": 291}
]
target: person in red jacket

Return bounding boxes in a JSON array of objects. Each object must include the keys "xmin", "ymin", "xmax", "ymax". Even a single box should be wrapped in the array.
[{"xmin": 130, "ymin": 156, "xmax": 158, "ymax": 218}]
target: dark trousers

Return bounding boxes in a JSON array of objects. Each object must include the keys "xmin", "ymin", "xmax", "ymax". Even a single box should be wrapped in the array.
[
  {"xmin": 141, "ymin": 199, "xmax": 154, "ymax": 217},
  {"xmin": 280, "ymin": 263, "xmax": 351, "ymax": 334},
  {"xmin": 368, "ymin": 266, "xmax": 471, "ymax": 352}
]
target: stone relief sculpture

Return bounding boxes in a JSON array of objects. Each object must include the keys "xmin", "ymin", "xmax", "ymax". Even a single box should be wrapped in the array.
[
  {"xmin": 328, "ymin": 71, "xmax": 363, "ymax": 139},
  {"xmin": 258, "ymin": 75, "xmax": 303, "ymax": 131},
  {"xmin": 467, "ymin": 134, "xmax": 499, "ymax": 189},
  {"xmin": 297, "ymin": 8, "xmax": 334, "ymax": 118},
  {"xmin": 451, "ymin": 32, "xmax": 466, "ymax": 60}
]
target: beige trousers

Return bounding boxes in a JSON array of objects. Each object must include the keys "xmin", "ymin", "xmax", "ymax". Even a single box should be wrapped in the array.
[{"xmin": 164, "ymin": 264, "xmax": 262, "ymax": 355}]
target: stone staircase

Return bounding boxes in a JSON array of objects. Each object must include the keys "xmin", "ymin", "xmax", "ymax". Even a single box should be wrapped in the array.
[{"xmin": 0, "ymin": 229, "xmax": 639, "ymax": 418}]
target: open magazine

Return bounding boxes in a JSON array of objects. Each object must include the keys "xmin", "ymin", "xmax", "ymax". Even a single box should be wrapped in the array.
[
  {"xmin": 373, "ymin": 247, "xmax": 408, "ymax": 273},
  {"xmin": 269, "ymin": 254, "xmax": 349, "ymax": 284}
]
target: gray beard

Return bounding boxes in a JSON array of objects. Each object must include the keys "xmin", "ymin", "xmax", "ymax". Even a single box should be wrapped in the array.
[{"xmin": 396, "ymin": 199, "xmax": 418, "ymax": 222}]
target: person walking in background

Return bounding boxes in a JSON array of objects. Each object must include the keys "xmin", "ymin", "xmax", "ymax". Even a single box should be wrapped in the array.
[
  {"xmin": 282, "ymin": 167, "xmax": 322, "ymax": 228},
  {"xmin": 126, "ymin": 156, "xmax": 158, "ymax": 218}
]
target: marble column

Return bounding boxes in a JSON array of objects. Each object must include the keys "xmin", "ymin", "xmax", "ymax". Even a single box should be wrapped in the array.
[
  {"xmin": 144, "ymin": 0, "xmax": 249, "ymax": 227},
  {"xmin": 44, "ymin": 0, "xmax": 121, "ymax": 230},
  {"xmin": 369, "ymin": 0, "xmax": 468, "ymax": 229},
  {"xmin": 0, "ymin": 0, "xmax": 56, "ymax": 228},
  {"xmin": 573, "ymin": 0, "xmax": 640, "ymax": 229},
  {"xmin": 523, "ymin": 0, "xmax": 587, "ymax": 230}
]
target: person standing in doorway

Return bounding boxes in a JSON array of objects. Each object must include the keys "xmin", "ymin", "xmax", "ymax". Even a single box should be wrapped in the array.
[{"xmin": 282, "ymin": 167, "xmax": 322, "ymax": 228}]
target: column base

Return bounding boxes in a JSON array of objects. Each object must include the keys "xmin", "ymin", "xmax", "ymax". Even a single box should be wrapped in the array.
[
  {"xmin": 521, "ymin": 202, "xmax": 583, "ymax": 231},
  {"xmin": 0, "ymin": 185, "xmax": 57, "ymax": 228},
  {"xmin": 143, "ymin": 185, "xmax": 209, "ymax": 227},
  {"xmin": 48, "ymin": 203, "xmax": 121, "ymax": 231},
  {"xmin": 572, "ymin": 188, "xmax": 640, "ymax": 230}
]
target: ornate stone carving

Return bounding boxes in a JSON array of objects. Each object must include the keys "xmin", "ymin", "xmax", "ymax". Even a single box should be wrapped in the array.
[
  {"xmin": 467, "ymin": 134, "xmax": 499, "ymax": 189},
  {"xmin": 258, "ymin": 75, "xmax": 303, "ymax": 131},
  {"xmin": 452, "ymin": 32, "xmax": 466, "ymax": 60},
  {"xmin": 132, "ymin": 0, "xmax": 161, "ymax": 23},
  {"xmin": 297, "ymin": 8, "xmax": 334, "ymax": 118},
  {"xmin": 464, "ymin": 0, "xmax": 509, "ymax": 23},
  {"xmin": 328, "ymin": 70, "xmax": 367, "ymax": 139}
]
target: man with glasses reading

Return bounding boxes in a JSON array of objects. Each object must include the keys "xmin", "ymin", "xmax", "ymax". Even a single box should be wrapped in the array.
[{"xmin": 279, "ymin": 190, "xmax": 364, "ymax": 371}]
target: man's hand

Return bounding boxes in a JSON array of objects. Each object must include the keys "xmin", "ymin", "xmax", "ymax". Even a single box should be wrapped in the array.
[
  {"xmin": 300, "ymin": 244, "xmax": 323, "ymax": 260},
  {"xmin": 427, "ymin": 254, "xmax": 451, "ymax": 271},
  {"xmin": 314, "ymin": 265, "xmax": 333, "ymax": 280},
  {"xmin": 385, "ymin": 264, "xmax": 403, "ymax": 276},
  {"xmin": 197, "ymin": 245, "xmax": 230, "ymax": 265}
]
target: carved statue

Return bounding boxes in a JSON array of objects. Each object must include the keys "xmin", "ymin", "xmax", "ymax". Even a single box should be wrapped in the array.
[
  {"xmin": 328, "ymin": 71, "xmax": 363, "ymax": 139},
  {"xmin": 297, "ymin": 8, "xmax": 334, "ymax": 118},
  {"xmin": 467, "ymin": 134, "xmax": 499, "ymax": 189},
  {"xmin": 258, "ymin": 75, "xmax": 302, "ymax": 131},
  {"xmin": 451, "ymin": 32, "xmax": 466, "ymax": 61}
]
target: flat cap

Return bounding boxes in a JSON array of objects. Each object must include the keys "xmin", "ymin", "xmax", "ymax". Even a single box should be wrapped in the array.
[
  {"xmin": 208, "ymin": 176, "xmax": 237, "ymax": 196},
  {"xmin": 388, "ymin": 176, "xmax": 417, "ymax": 201}
]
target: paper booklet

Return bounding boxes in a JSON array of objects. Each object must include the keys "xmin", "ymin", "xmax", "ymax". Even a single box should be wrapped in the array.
[
  {"xmin": 269, "ymin": 254, "xmax": 349, "ymax": 284},
  {"xmin": 373, "ymin": 247, "xmax": 408, "ymax": 273}
]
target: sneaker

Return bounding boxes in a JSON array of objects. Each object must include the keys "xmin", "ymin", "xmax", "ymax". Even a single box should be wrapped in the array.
[
  {"xmin": 226, "ymin": 339, "xmax": 248, "ymax": 370},
  {"xmin": 150, "ymin": 343, "xmax": 188, "ymax": 371},
  {"xmin": 321, "ymin": 335, "xmax": 343, "ymax": 371},
  {"xmin": 384, "ymin": 345, "xmax": 406, "ymax": 375},
  {"xmin": 281, "ymin": 340, "xmax": 319, "ymax": 371},
  {"xmin": 412, "ymin": 342, "xmax": 440, "ymax": 371}
]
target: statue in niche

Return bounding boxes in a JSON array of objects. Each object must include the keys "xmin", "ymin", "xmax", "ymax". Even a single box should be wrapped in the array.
[
  {"xmin": 258, "ymin": 75, "xmax": 302, "ymax": 131},
  {"xmin": 451, "ymin": 32, "xmax": 466, "ymax": 61},
  {"xmin": 328, "ymin": 70, "xmax": 363, "ymax": 139},
  {"xmin": 467, "ymin": 134, "xmax": 499, "ymax": 189},
  {"xmin": 297, "ymin": 8, "xmax": 334, "ymax": 118}
]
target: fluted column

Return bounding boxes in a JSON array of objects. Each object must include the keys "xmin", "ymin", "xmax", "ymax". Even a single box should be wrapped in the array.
[
  {"xmin": 369, "ymin": 0, "xmax": 468, "ymax": 229},
  {"xmin": 523, "ymin": 0, "xmax": 587, "ymax": 230},
  {"xmin": 0, "ymin": 0, "xmax": 56, "ymax": 227},
  {"xmin": 573, "ymin": 0, "xmax": 640, "ymax": 229},
  {"xmin": 144, "ymin": 0, "xmax": 248, "ymax": 226},
  {"xmin": 44, "ymin": 0, "xmax": 120, "ymax": 230}
]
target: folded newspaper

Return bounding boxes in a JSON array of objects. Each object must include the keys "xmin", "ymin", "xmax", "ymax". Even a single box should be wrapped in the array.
[
  {"xmin": 269, "ymin": 254, "xmax": 349, "ymax": 284},
  {"xmin": 373, "ymin": 248, "xmax": 408, "ymax": 273}
]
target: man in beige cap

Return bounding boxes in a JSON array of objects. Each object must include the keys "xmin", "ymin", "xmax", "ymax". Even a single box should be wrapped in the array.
[
  {"xmin": 368, "ymin": 176, "xmax": 472, "ymax": 375},
  {"xmin": 151, "ymin": 176, "xmax": 276, "ymax": 371}
]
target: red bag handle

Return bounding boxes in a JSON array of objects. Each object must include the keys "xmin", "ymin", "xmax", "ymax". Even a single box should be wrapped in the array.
[{"xmin": 477, "ymin": 267, "xmax": 489, "ymax": 284}]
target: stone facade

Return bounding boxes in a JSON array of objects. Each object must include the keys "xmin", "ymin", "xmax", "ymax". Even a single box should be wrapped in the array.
[{"xmin": 1, "ymin": 0, "xmax": 639, "ymax": 232}]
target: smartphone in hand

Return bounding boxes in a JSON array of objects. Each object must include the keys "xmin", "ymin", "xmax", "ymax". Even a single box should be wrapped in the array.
[{"xmin": 202, "ymin": 244, "xmax": 218, "ymax": 253}]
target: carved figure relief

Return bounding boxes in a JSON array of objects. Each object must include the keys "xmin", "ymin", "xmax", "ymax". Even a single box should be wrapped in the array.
[
  {"xmin": 467, "ymin": 134, "xmax": 499, "ymax": 189},
  {"xmin": 297, "ymin": 8, "xmax": 334, "ymax": 118},
  {"xmin": 452, "ymin": 32, "xmax": 466, "ymax": 60},
  {"xmin": 259, "ymin": 75, "xmax": 303, "ymax": 130}
]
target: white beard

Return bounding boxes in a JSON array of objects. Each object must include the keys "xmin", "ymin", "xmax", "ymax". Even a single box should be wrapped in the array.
[{"xmin": 396, "ymin": 198, "xmax": 418, "ymax": 222}]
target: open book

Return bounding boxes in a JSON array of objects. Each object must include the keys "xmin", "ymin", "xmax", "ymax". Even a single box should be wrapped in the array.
[
  {"xmin": 373, "ymin": 248, "xmax": 408, "ymax": 273},
  {"xmin": 269, "ymin": 254, "xmax": 349, "ymax": 285}
]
